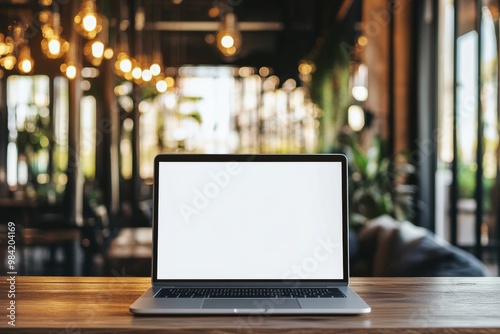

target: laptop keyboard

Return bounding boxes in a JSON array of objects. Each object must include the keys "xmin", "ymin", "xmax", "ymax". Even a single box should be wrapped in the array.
[{"xmin": 155, "ymin": 287, "xmax": 345, "ymax": 299}]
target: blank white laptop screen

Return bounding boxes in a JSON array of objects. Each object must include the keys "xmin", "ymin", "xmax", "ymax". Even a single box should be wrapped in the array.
[{"xmin": 156, "ymin": 161, "xmax": 344, "ymax": 280}]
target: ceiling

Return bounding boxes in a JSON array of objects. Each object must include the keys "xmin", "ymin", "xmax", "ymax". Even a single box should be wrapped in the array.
[
  {"xmin": 0, "ymin": 0, "xmax": 354, "ymax": 80},
  {"xmin": 124, "ymin": 0, "xmax": 343, "ymax": 80}
]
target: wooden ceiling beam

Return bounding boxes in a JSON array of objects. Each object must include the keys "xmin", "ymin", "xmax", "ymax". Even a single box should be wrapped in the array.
[{"xmin": 144, "ymin": 21, "xmax": 284, "ymax": 32}]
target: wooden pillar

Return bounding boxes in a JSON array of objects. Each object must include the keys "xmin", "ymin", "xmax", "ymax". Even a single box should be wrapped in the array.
[
  {"xmin": 103, "ymin": 55, "xmax": 120, "ymax": 216},
  {"xmin": 131, "ymin": 0, "xmax": 143, "ymax": 224},
  {"xmin": 362, "ymin": 0, "xmax": 390, "ymax": 141},
  {"xmin": 64, "ymin": 0, "xmax": 84, "ymax": 226},
  {"xmin": 102, "ymin": 2, "xmax": 120, "ymax": 217},
  {"xmin": 392, "ymin": 0, "xmax": 412, "ymax": 154},
  {"xmin": 363, "ymin": 0, "xmax": 412, "ymax": 155}
]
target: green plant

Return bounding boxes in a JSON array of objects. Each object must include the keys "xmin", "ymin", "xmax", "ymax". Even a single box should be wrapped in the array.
[
  {"xmin": 458, "ymin": 162, "xmax": 495, "ymax": 213},
  {"xmin": 16, "ymin": 115, "xmax": 52, "ymax": 154},
  {"xmin": 458, "ymin": 163, "xmax": 476, "ymax": 199},
  {"xmin": 339, "ymin": 132, "xmax": 416, "ymax": 227},
  {"xmin": 308, "ymin": 20, "xmax": 351, "ymax": 152}
]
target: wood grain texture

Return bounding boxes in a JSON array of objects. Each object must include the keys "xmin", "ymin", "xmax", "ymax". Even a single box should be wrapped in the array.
[{"xmin": 1, "ymin": 276, "xmax": 500, "ymax": 333}]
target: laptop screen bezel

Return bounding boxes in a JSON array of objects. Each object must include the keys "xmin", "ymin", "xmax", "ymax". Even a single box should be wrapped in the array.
[{"xmin": 151, "ymin": 154, "xmax": 350, "ymax": 286}]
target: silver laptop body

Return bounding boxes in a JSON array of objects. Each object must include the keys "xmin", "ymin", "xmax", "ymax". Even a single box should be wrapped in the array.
[{"xmin": 130, "ymin": 154, "xmax": 371, "ymax": 315}]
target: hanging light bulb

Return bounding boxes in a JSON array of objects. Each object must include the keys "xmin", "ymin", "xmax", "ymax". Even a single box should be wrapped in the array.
[
  {"xmin": 48, "ymin": 37, "xmax": 61, "ymax": 54},
  {"xmin": 0, "ymin": 54, "xmax": 16, "ymax": 70},
  {"xmin": 60, "ymin": 61, "xmax": 77, "ymax": 80},
  {"xmin": 351, "ymin": 64, "xmax": 368, "ymax": 102},
  {"xmin": 60, "ymin": 44, "xmax": 78, "ymax": 80},
  {"xmin": 40, "ymin": 10, "xmax": 69, "ymax": 59},
  {"xmin": 17, "ymin": 45, "xmax": 34, "ymax": 74},
  {"xmin": 216, "ymin": 12, "xmax": 242, "ymax": 57},
  {"xmin": 0, "ymin": 33, "xmax": 15, "ymax": 70},
  {"xmin": 74, "ymin": 0, "xmax": 102, "ymax": 39},
  {"xmin": 142, "ymin": 68, "xmax": 152, "ymax": 82},
  {"xmin": 120, "ymin": 58, "xmax": 132, "ymax": 73},
  {"xmin": 82, "ymin": 13, "xmax": 97, "ymax": 31},
  {"xmin": 165, "ymin": 76, "xmax": 175, "ymax": 88},
  {"xmin": 150, "ymin": 50, "xmax": 163, "ymax": 77},
  {"xmin": 150, "ymin": 63, "xmax": 161, "ymax": 76},
  {"xmin": 84, "ymin": 39, "xmax": 105, "ymax": 66},
  {"xmin": 41, "ymin": 33, "xmax": 69, "ymax": 59},
  {"xmin": 103, "ymin": 47, "xmax": 114, "ymax": 59},
  {"xmin": 91, "ymin": 40, "xmax": 104, "ymax": 58},
  {"xmin": 115, "ymin": 52, "xmax": 133, "ymax": 78},
  {"xmin": 156, "ymin": 77, "xmax": 168, "ymax": 93},
  {"xmin": 66, "ymin": 64, "xmax": 77, "ymax": 79},
  {"xmin": 0, "ymin": 34, "xmax": 13, "ymax": 56},
  {"xmin": 348, "ymin": 105, "xmax": 365, "ymax": 132},
  {"xmin": 133, "ymin": 57, "xmax": 145, "ymax": 82},
  {"xmin": 131, "ymin": 65, "xmax": 142, "ymax": 81}
]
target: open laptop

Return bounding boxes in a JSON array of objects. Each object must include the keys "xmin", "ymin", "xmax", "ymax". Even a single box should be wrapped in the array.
[{"xmin": 130, "ymin": 154, "xmax": 371, "ymax": 315}]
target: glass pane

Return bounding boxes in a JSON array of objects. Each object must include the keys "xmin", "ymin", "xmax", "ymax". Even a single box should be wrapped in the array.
[
  {"xmin": 435, "ymin": 0, "xmax": 455, "ymax": 241},
  {"xmin": 80, "ymin": 96, "xmax": 96, "ymax": 180},
  {"xmin": 239, "ymin": 74, "xmax": 261, "ymax": 153},
  {"xmin": 53, "ymin": 77, "xmax": 69, "ymax": 197},
  {"xmin": 177, "ymin": 67, "xmax": 235, "ymax": 153},
  {"xmin": 437, "ymin": 1, "xmax": 455, "ymax": 166},
  {"xmin": 480, "ymin": 2, "xmax": 499, "ymax": 249},
  {"xmin": 455, "ymin": 0, "xmax": 478, "ymax": 247},
  {"xmin": 6, "ymin": 75, "xmax": 50, "ymax": 199},
  {"xmin": 139, "ymin": 99, "xmax": 159, "ymax": 180},
  {"xmin": 120, "ymin": 118, "xmax": 133, "ymax": 180}
]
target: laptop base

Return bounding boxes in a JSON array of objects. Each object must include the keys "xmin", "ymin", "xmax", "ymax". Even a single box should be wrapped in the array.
[{"xmin": 130, "ymin": 287, "xmax": 371, "ymax": 315}]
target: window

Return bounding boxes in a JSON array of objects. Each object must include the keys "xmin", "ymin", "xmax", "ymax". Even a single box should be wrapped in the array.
[
  {"xmin": 436, "ymin": 0, "xmax": 499, "ymax": 269},
  {"xmin": 6, "ymin": 75, "xmax": 51, "ymax": 198},
  {"xmin": 53, "ymin": 77, "xmax": 69, "ymax": 195},
  {"xmin": 80, "ymin": 96, "xmax": 97, "ymax": 180}
]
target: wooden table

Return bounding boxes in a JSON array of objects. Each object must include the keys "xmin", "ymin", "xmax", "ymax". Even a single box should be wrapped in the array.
[{"xmin": 1, "ymin": 276, "xmax": 500, "ymax": 333}]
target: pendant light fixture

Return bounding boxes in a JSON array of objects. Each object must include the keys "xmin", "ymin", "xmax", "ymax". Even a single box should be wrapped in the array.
[
  {"xmin": 0, "ymin": 33, "xmax": 15, "ymax": 70},
  {"xmin": 40, "ymin": 4, "xmax": 69, "ymax": 59},
  {"xmin": 17, "ymin": 45, "xmax": 34, "ymax": 74},
  {"xmin": 74, "ymin": 0, "xmax": 102, "ymax": 39},
  {"xmin": 216, "ymin": 12, "xmax": 242, "ymax": 57}
]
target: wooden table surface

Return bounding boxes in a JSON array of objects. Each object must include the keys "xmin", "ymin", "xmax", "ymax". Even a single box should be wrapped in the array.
[{"xmin": 1, "ymin": 276, "xmax": 500, "ymax": 333}]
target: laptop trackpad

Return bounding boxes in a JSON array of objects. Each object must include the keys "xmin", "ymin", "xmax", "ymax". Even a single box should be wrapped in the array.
[{"xmin": 202, "ymin": 299, "xmax": 300, "ymax": 309}]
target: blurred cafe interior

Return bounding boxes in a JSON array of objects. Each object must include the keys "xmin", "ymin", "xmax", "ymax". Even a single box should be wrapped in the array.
[{"xmin": 0, "ymin": 0, "xmax": 499, "ymax": 277}]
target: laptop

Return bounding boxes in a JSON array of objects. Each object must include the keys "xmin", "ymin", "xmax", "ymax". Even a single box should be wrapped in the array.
[{"xmin": 130, "ymin": 154, "xmax": 371, "ymax": 315}]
